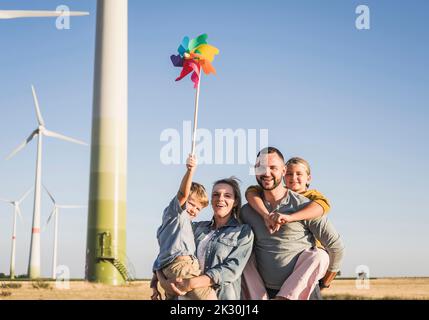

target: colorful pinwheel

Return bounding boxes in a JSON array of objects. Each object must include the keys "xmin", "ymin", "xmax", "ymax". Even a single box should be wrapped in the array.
[
  {"xmin": 171, "ymin": 33, "xmax": 219, "ymax": 88},
  {"xmin": 170, "ymin": 34, "xmax": 219, "ymax": 156}
]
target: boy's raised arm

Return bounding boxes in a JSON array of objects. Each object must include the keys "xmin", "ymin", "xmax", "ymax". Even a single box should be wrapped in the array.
[{"xmin": 177, "ymin": 154, "xmax": 197, "ymax": 207}]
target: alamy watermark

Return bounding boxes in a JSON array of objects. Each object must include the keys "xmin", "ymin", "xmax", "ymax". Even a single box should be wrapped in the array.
[
  {"xmin": 355, "ymin": 265, "xmax": 370, "ymax": 289},
  {"xmin": 160, "ymin": 121, "xmax": 269, "ymax": 174},
  {"xmin": 56, "ymin": 5, "xmax": 72, "ymax": 30},
  {"xmin": 55, "ymin": 265, "xmax": 70, "ymax": 290},
  {"xmin": 356, "ymin": 5, "xmax": 370, "ymax": 30}
]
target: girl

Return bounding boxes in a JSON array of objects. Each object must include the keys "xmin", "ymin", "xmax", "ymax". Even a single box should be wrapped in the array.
[{"xmin": 246, "ymin": 157, "xmax": 330, "ymax": 234}]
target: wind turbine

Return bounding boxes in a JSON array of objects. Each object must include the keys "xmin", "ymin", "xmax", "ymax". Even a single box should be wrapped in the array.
[
  {"xmin": 0, "ymin": 188, "xmax": 32, "ymax": 279},
  {"xmin": 1, "ymin": 4, "xmax": 88, "ymax": 280},
  {"xmin": 85, "ymin": 0, "xmax": 128, "ymax": 285},
  {"xmin": 43, "ymin": 186, "xmax": 86, "ymax": 280},
  {"xmin": 2, "ymin": 1, "xmax": 128, "ymax": 284},
  {"xmin": 6, "ymin": 86, "xmax": 87, "ymax": 279}
]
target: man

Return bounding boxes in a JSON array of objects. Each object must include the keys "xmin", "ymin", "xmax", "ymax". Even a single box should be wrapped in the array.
[{"xmin": 240, "ymin": 147, "xmax": 344, "ymax": 299}]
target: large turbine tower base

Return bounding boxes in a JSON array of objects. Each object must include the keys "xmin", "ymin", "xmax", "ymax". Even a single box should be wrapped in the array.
[{"xmin": 85, "ymin": 0, "xmax": 128, "ymax": 285}]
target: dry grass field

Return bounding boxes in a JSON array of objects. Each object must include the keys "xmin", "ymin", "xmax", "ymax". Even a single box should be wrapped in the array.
[
  {"xmin": 0, "ymin": 280, "xmax": 152, "ymax": 300},
  {"xmin": 1, "ymin": 278, "xmax": 428, "ymax": 300},
  {"xmin": 323, "ymin": 278, "xmax": 429, "ymax": 300}
]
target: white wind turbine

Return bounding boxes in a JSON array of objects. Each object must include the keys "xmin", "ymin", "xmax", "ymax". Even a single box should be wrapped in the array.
[
  {"xmin": 0, "ymin": 188, "xmax": 33, "ymax": 279},
  {"xmin": 1, "ymin": 6, "xmax": 88, "ymax": 280},
  {"xmin": 3, "ymin": 1, "xmax": 128, "ymax": 284},
  {"xmin": 43, "ymin": 186, "xmax": 86, "ymax": 279},
  {"xmin": 6, "ymin": 86, "xmax": 87, "ymax": 279}
]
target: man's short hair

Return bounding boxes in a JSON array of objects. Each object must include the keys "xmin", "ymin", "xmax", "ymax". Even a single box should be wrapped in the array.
[{"xmin": 256, "ymin": 147, "xmax": 285, "ymax": 164}]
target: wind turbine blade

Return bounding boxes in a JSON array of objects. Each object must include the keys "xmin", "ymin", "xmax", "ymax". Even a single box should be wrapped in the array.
[
  {"xmin": 43, "ymin": 185, "xmax": 56, "ymax": 204},
  {"xmin": 44, "ymin": 129, "xmax": 88, "ymax": 146},
  {"xmin": 31, "ymin": 85, "xmax": 45, "ymax": 126},
  {"xmin": 19, "ymin": 187, "xmax": 33, "ymax": 203},
  {"xmin": 58, "ymin": 205, "xmax": 87, "ymax": 209},
  {"xmin": 5, "ymin": 130, "xmax": 38, "ymax": 160},
  {"xmin": 46, "ymin": 207, "xmax": 56, "ymax": 225},
  {"xmin": 0, "ymin": 10, "xmax": 89, "ymax": 19},
  {"xmin": 16, "ymin": 206, "xmax": 23, "ymax": 222},
  {"xmin": 0, "ymin": 198, "xmax": 13, "ymax": 203}
]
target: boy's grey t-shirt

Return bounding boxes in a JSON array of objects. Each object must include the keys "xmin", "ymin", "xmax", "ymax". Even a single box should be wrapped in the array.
[
  {"xmin": 240, "ymin": 189, "xmax": 344, "ymax": 290},
  {"xmin": 153, "ymin": 196, "xmax": 196, "ymax": 271}
]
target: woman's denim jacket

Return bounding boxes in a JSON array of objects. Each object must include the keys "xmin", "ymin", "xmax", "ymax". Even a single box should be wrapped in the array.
[{"xmin": 193, "ymin": 216, "xmax": 254, "ymax": 300}]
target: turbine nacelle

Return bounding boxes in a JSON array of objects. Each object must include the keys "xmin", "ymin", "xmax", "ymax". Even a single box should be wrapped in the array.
[
  {"xmin": 43, "ymin": 185, "xmax": 86, "ymax": 225},
  {"xmin": 0, "ymin": 188, "xmax": 32, "ymax": 221}
]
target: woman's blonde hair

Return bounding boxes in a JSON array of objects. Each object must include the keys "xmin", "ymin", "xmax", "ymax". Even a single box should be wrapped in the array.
[{"xmin": 286, "ymin": 157, "xmax": 312, "ymax": 188}]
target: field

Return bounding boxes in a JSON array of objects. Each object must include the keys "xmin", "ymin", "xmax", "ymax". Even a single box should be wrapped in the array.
[
  {"xmin": 1, "ymin": 278, "xmax": 428, "ymax": 300},
  {"xmin": 323, "ymin": 277, "xmax": 429, "ymax": 300}
]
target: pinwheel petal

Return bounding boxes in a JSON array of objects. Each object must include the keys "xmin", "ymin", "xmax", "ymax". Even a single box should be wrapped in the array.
[
  {"xmin": 200, "ymin": 59, "xmax": 216, "ymax": 75},
  {"xmin": 170, "ymin": 54, "xmax": 184, "ymax": 67},
  {"xmin": 191, "ymin": 71, "xmax": 200, "ymax": 89},
  {"xmin": 175, "ymin": 59, "xmax": 200, "ymax": 84},
  {"xmin": 188, "ymin": 34, "xmax": 208, "ymax": 51},
  {"xmin": 178, "ymin": 36, "xmax": 189, "ymax": 56},
  {"xmin": 193, "ymin": 44, "xmax": 219, "ymax": 62},
  {"xmin": 188, "ymin": 60, "xmax": 201, "ymax": 88},
  {"xmin": 188, "ymin": 52, "xmax": 199, "ymax": 60},
  {"xmin": 175, "ymin": 65, "xmax": 193, "ymax": 82}
]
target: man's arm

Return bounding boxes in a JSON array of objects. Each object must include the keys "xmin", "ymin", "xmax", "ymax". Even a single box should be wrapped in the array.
[
  {"xmin": 307, "ymin": 217, "xmax": 345, "ymax": 288},
  {"xmin": 319, "ymin": 271, "xmax": 338, "ymax": 290}
]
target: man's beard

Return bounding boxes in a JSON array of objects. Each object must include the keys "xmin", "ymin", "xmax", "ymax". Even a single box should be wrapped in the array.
[{"xmin": 256, "ymin": 175, "xmax": 281, "ymax": 191}]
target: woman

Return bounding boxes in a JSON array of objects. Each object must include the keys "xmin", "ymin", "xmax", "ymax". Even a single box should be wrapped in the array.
[{"xmin": 157, "ymin": 177, "xmax": 254, "ymax": 300}]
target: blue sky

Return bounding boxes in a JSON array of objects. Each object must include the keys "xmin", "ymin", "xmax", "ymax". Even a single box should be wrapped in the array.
[{"xmin": 0, "ymin": 0, "xmax": 428, "ymax": 279}]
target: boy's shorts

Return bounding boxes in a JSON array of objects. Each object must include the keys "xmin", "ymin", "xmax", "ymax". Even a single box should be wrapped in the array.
[{"xmin": 162, "ymin": 255, "xmax": 216, "ymax": 300}]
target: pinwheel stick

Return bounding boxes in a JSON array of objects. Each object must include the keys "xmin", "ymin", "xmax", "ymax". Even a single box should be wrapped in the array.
[{"xmin": 191, "ymin": 68, "xmax": 202, "ymax": 156}]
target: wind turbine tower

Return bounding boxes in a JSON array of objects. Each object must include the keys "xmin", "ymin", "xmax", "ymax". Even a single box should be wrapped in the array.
[
  {"xmin": 0, "ymin": 188, "xmax": 32, "ymax": 279},
  {"xmin": 6, "ymin": 86, "xmax": 87, "ymax": 278},
  {"xmin": 44, "ymin": 186, "xmax": 86, "ymax": 280},
  {"xmin": 1, "ymin": 2, "xmax": 129, "ymax": 284},
  {"xmin": 1, "ymin": 6, "xmax": 88, "ymax": 279},
  {"xmin": 85, "ymin": 0, "xmax": 128, "ymax": 285}
]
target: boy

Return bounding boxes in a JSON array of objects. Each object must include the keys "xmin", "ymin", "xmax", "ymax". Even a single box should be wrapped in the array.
[{"xmin": 151, "ymin": 155, "xmax": 216, "ymax": 300}]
